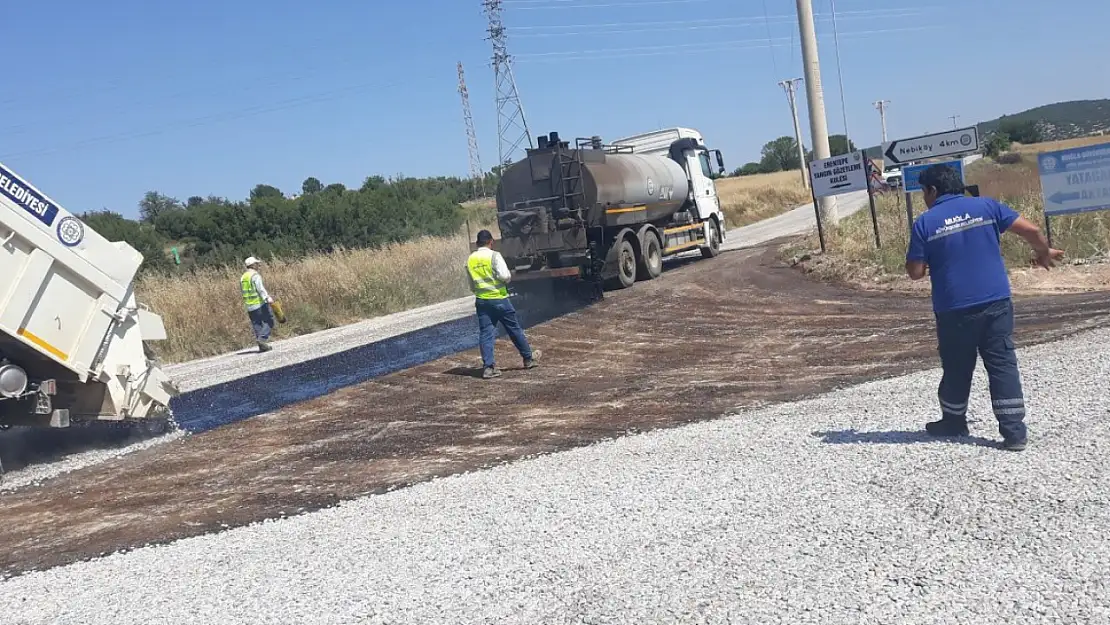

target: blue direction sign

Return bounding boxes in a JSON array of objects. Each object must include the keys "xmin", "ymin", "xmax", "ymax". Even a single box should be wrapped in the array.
[
  {"xmin": 902, "ymin": 159, "xmax": 965, "ymax": 193},
  {"xmin": 1038, "ymin": 144, "xmax": 1110, "ymax": 216}
]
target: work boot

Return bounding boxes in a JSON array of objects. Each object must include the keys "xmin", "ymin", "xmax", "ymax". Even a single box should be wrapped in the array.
[
  {"xmin": 1002, "ymin": 437, "xmax": 1027, "ymax": 452},
  {"xmin": 482, "ymin": 366, "xmax": 502, "ymax": 379},
  {"xmin": 925, "ymin": 419, "xmax": 969, "ymax": 437},
  {"xmin": 523, "ymin": 349, "xmax": 542, "ymax": 369},
  {"xmin": 258, "ymin": 341, "xmax": 272, "ymax": 353}
]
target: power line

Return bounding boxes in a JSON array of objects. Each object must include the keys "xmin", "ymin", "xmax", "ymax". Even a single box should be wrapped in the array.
[
  {"xmin": 514, "ymin": 26, "xmax": 936, "ymax": 61},
  {"xmin": 508, "ymin": 8, "xmax": 922, "ymax": 33},
  {"xmin": 510, "ymin": 12, "xmax": 921, "ymax": 37},
  {"xmin": 763, "ymin": 0, "xmax": 781, "ymax": 75},
  {"xmin": 827, "ymin": 0, "xmax": 852, "ymax": 147}
]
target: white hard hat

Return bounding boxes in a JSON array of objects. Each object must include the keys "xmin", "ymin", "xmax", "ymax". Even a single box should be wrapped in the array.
[{"xmin": 245, "ymin": 256, "xmax": 261, "ymax": 267}]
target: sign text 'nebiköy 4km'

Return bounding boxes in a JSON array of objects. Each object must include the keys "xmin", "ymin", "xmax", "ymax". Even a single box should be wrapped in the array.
[
  {"xmin": 882, "ymin": 126, "xmax": 979, "ymax": 168},
  {"xmin": 1038, "ymin": 143, "xmax": 1110, "ymax": 216},
  {"xmin": 809, "ymin": 151, "xmax": 869, "ymax": 198}
]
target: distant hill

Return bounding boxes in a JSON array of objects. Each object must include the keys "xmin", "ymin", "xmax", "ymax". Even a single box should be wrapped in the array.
[
  {"xmin": 860, "ymin": 99, "xmax": 1110, "ymax": 160},
  {"xmin": 977, "ymin": 99, "xmax": 1110, "ymax": 140}
]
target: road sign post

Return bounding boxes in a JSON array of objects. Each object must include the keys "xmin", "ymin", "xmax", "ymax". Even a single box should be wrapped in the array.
[
  {"xmin": 1039, "ymin": 146, "xmax": 1110, "ymax": 215},
  {"xmin": 904, "ymin": 192, "xmax": 914, "ymax": 240},
  {"xmin": 1045, "ymin": 210, "xmax": 1054, "ymax": 249},
  {"xmin": 806, "ymin": 162, "xmax": 826, "ymax": 253},
  {"xmin": 807, "ymin": 150, "xmax": 872, "ymax": 252},
  {"xmin": 882, "ymin": 126, "xmax": 979, "ymax": 169},
  {"xmin": 1037, "ymin": 142, "xmax": 1110, "ymax": 248},
  {"xmin": 863, "ymin": 160, "xmax": 881, "ymax": 249}
]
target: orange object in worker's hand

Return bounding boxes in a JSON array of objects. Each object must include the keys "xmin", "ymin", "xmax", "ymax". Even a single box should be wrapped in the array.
[{"xmin": 271, "ymin": 300, "xmax": 287, "ymax": 324}]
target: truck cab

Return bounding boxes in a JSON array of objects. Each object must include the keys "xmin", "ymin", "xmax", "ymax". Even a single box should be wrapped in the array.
[{"xmin": 611, "ymin": 127, "xmax": 727, "ymax": 240}]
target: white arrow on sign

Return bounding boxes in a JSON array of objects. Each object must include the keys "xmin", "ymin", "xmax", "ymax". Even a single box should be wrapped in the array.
[
  {"xmin": 809, "ymin": 150, "xmax": 869, "ymax": 198},
  {"xmin": 883, "ymin": 126, "xmax": 980, "ymax": 167}
]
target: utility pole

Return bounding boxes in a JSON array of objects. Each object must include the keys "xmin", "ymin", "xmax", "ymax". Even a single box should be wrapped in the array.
[
  {"xmin": 795, "ymin": 0, "xmax": 835, "ymax": 223},
  {"xmin": 949, "ymin": 114, "xmax": 960, "ymax": 129},
  {"xmin": 483, "ymin": 0, "xmax": 532, "ymax": 169},
  {"xmin": 779, "ymin": 78, "xmax": 809, "ymax": 190},
  {"xmin": 873, "ymin": 99, "xmax": 890, "ymax": 142},
  {"xmin": 457, "ymin": 62, "xmax": 485, "ymax": 198}
]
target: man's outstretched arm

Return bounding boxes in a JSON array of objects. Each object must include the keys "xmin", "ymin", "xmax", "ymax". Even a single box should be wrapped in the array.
[{"xmin": 1007, "ymin": 216, "xmax": 1065, "ymax": 269}]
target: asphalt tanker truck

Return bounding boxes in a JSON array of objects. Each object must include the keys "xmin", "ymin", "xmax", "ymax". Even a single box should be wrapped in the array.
[
  {"xmin": 0, "ymin": 160, "xmax": 178, "ymax": 432},
  {"xmin": 492, "ymin": 127, "xmax": 727, "ymax": 295}
]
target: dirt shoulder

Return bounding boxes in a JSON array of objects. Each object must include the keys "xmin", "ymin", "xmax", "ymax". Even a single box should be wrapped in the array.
[
  {"xmin": 3, "ymin": 244, "xmax": 1110, "ymax": 577},
  {"xmin": 790, "ymin": 248, "xmax": 1110, "ymax": 297}
]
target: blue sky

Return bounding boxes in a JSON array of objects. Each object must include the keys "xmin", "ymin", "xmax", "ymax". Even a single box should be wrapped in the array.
[{"xmin": 1, "ymin": 0, "xmax": 1107, "ymax": 218}]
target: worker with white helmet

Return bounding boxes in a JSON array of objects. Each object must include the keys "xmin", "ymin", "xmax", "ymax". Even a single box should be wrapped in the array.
[{"xmin": 241, "ymin": 256, "xmax": 276, "ymax": 352}]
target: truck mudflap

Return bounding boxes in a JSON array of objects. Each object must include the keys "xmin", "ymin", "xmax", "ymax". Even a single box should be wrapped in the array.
[
  {"xmin": 508, "ymin": 266, "xmax": 604, "ymax": 307},
  {"xmin": 512, "ymin": 266, "xmax": 581, "ymax": 282}
]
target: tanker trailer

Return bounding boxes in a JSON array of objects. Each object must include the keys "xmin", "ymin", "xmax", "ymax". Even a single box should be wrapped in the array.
[
  {"xmin": 492, "ymin": 128, "xmax": 726, "ymax": 296},
  {"xmin": 0, "ymin": 160, "xmax": 178, "ymax": 432}
]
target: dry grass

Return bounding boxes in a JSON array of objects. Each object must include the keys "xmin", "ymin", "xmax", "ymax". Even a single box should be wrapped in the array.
[
  {"xmin": 460, "ymin": 198, "xmax": 498, "ymax": 235},
  {"xmin": 138, "ymin": 235, "xmax": 474, "ymax": 363},
  {"xmin": 715, "ymin": 170, "xmax": 812, "ymax": 227},
  {"xmin": 1011, "ymin": 135, "xmax": 1110, "ymax": 153},
  {"xmin": 786, "ymin": 139, "xmax": 1110, "ymax": 288}
]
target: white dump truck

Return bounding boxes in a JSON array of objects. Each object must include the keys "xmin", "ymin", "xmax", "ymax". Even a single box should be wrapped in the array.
[{"xmin": 0, "ymin": 160, "xmax": 178, "ymax": 429}]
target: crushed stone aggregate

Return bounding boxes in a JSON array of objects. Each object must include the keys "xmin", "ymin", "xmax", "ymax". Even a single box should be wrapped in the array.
[{"xmin": 3, "ymin": 326, "xmax": 1110, "ymax": 624}]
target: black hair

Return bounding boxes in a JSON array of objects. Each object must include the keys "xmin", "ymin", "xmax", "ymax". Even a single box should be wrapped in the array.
[
  {"xmin": 917, "ymin": 164, "xmax": 965, "ymax": 196},
  {"xmin": 476, "ymin": 229, "xmax": 494, "ymax": 245}
]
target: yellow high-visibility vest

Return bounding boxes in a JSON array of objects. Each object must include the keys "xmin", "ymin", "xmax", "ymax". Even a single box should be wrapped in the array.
[
  {"xmin": 241, "ymin": 270, "xmax": 263, "ymax": 307},
  {"xmin": 467, "ymin": 250, "xmax": 509, "ymax": 300}
]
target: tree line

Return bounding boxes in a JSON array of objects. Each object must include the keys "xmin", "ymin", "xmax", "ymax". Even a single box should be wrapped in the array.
[
  {"xmin": 983, "ymin": 119, "xmax": 1044, "ymax": 158},
  {"xmin": 732, "ymin": 118, "xmax": 1048, "ymax": 176},
  {"xmin": 731, "ymin": 134, "xmax": 856, "ymax": 177},
  {"xmin": 80, "ymin": 171, "xmax": 502, "ymax": 274}
]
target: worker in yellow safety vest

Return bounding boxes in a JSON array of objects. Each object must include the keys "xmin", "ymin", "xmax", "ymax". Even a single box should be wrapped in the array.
[
  {"xmin": 241, "ymin": 256, "xmax": 276, "ymax": 353},
  {"xmin": 467, "ymin": 230, "xmax": 540, "ymax": 379}
]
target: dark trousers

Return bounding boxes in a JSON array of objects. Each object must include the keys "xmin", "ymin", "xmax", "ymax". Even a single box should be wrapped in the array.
[
  {"xmin": 476, "ymin": 297, "xmax": 532, "ymax": 368},
  {"xmin": 935, "ymin": 297, "xmax": 1027, "ymax": 441},
  {"xmin": 248, "ymin": 304, "xmax": 275, "ymax": 342}
]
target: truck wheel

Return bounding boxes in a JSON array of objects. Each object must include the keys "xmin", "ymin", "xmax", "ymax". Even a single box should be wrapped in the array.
[
  {"xmin": 700, "ymin": 219, "xmax": 722, "ymax": 259},
  {"xmin": 637, "ymin": 230, "xmax": 663, "ymax": 280},
  {"xmin": 606, "ymin": 237, "xmax": 638, "ymax": 289}
]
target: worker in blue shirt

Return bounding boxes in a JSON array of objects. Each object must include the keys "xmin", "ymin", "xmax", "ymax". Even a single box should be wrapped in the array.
[{"xmin": 905, "ymin": 164, "xmax": 1063, "ymax": 451}]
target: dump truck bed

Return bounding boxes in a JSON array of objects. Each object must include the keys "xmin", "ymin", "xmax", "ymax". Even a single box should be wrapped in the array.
[{"xmin": 0, "ymin": 161, "xmax": 175, "ymax": 426}]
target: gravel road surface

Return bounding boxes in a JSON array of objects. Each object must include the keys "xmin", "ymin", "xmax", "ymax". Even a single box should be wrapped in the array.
[
  {"xmin": 3, "ymin": 244, "xmax": 1109, "ymax": 579},
  {"xmin": 3, "ymin": 326, "xmax": 1108, "ymax": 625},
  {"xmin": 0, "ymin": 192, "xmax": 874, "ymax": 487}
]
